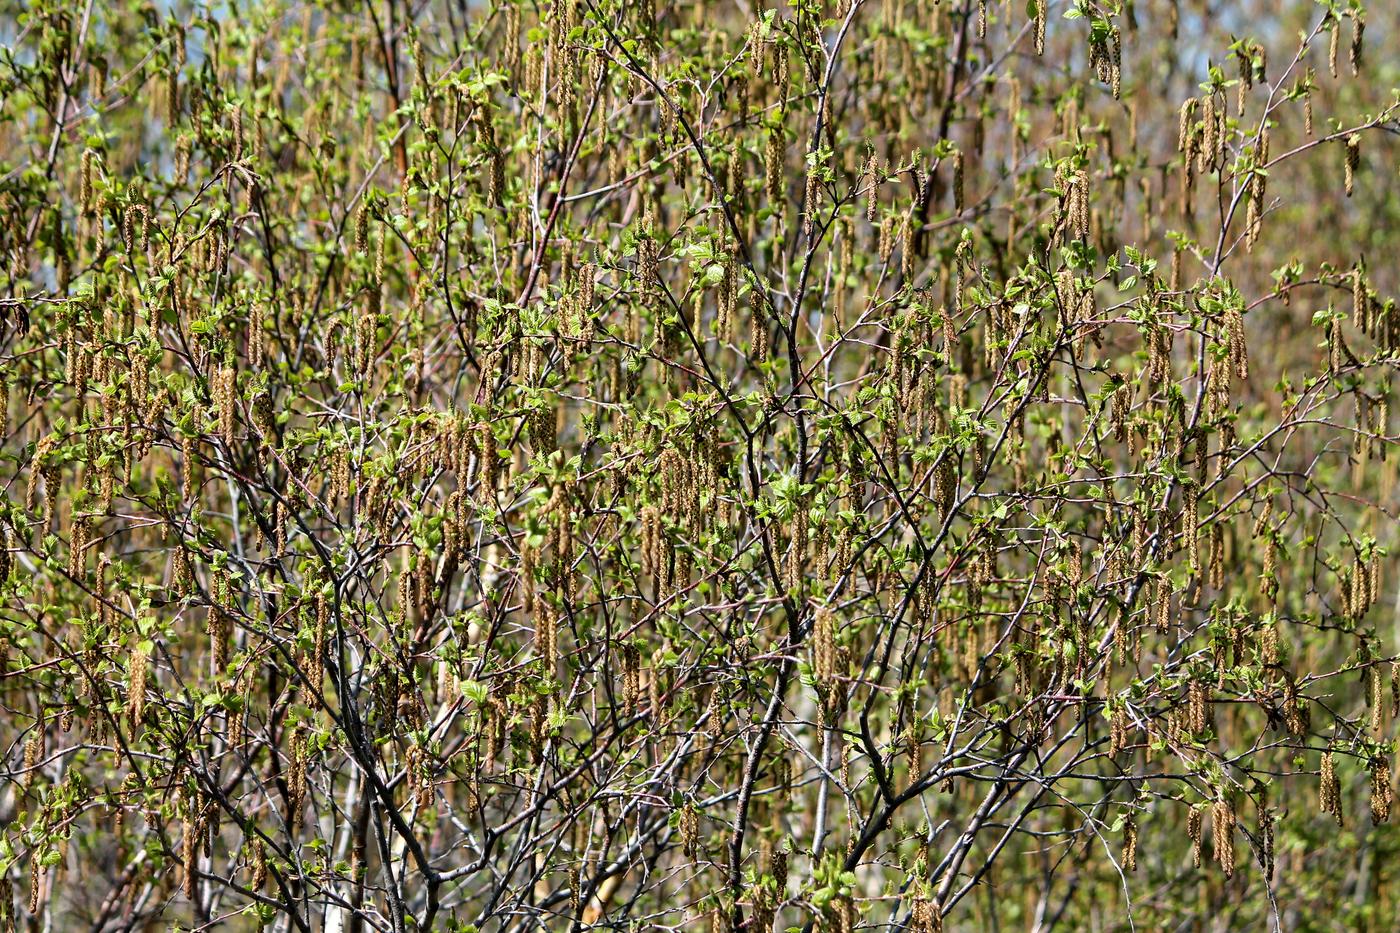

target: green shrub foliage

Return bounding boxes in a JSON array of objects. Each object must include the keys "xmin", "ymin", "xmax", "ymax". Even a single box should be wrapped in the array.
[{"xmin": 0, "ymin": 0, "xmax": 1398, "ymax": 929}]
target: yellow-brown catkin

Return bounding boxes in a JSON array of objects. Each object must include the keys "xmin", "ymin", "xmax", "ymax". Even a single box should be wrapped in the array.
[
  {"xmin": 1321, "ymin": 750, "xmax": 1343, "ymax": 825},
  {"xmin": 1329, "ymin": 16, "xmax": 1340, "ymax": 79},
  {"xmin": 214, "ymin": 366, "xmax": 236, "ymax": 444},
  {"xmin": 251, "ymin": 840, "xmax": 267, "ymax": 890},
  {"xmin": 311, "ymin": 592, "xmax": 328, "ymax": 689},
  {"xmin": 22, "ymin": 726, "xmax": 41, "ymax": 790},
  {"xmin": 1177, "ymin": 98, "xmax": 1195, "ymax": 153},
  {"xmin": 680, "ymin": 802, "xmax": 699, "ymax": 859},
  {"xmin": 911, "ymin": 896, "xmax": 941, "ymax": 932},
  {"xmin": 535, "ymin": 606, "xmax": 557, "ymax": 675},
  {"xmin": 182, "ymin": 808, "xmax": 198, "ymax": 898},
  {"xmin": 28, "ymin": 859, "xmax": 42, "ymax": 916},
  {"xmin": 1211, "ymin": 797, "xmax": 1235, "ymax": 877},
  {"xmin": 952, "ymin": 149, "xmax": 965, "ymax": 214},
  {"xmin": 1371, "ymin": 757, "xmax": 1392, "ymax": 824},
  {"xmin": 127, "ymin": 638, "xmax": 149, "ymax": 730},
  {"xmin": 1109, "ymin": 707, "xmax": 1130, "ymax": 756},
  {"xmin": 1344, "ymin": 134, "xmax": 1361, "ymax": 197},
  {"xmin": 764, "ymin": 126, "xmax": 783, "ymax": 203},
  {"xmin": 355, "ymin": 202, "xmax": 370, "ymax": 253},
  {"xmin": 813, "ymin": 607, "xmax": 837, "ymax": 709},
  {"xmin": 1303, "ymin": 69, "xmax": 1315, "ymax": 136},
  {"xmin": 749, "ymin": 293, "xmax": 770, "ymax": 364},
  {"xmin": 621, "ymin": 642, "xmax": 641, "ymax": 711},
  {"xmin": 1350, "ymin": 12, "xmax": 1364, "ymax": 75},
  {"xmin": 1188, "ymin": 803, "xmax": 1203, "ymax": 867},
  {"xmin": 1182, "ymin": 484, "xmax": 1200, "ymax": 573},
  {"xmin": 1188, "ymin": 679, "xmax": 1209, "ymax": 733},
  {"xmin": 863, "ymin": 153, "xmax": 879, "ymax": 222},
  {"xmin": 288, "ymin": 724, "xmax": 308, "ymax": 827},
  {"xmin": 1370, "ymin": 663, "xmax": 1385, "ymax": 735},
  {"xmin": 80, "ymin": 148, "xmax": 97, "ymax": 214}
]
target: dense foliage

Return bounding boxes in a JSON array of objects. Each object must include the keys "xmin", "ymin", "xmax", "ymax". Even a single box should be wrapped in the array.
[{"xmin": 0, "ymin": 0, "xmax": 1398, "ymax": 929}]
